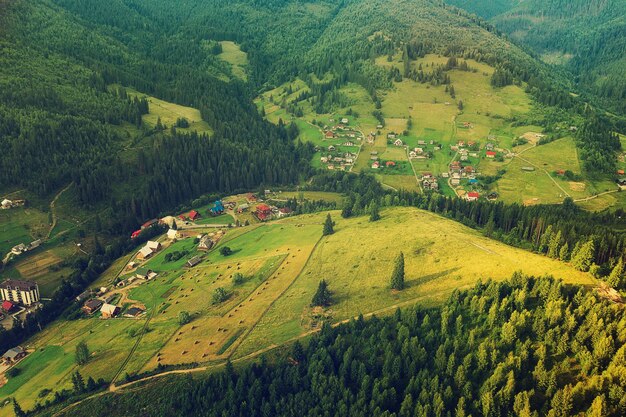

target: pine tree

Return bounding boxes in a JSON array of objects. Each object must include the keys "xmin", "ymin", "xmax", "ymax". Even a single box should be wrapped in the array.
[
  {"xmin": 606, "ymin": 257, "xmax": 623, "ymax": 288},
  {"xmin": 559, "ymin": 242, "xmax": 569, "ymax": 261},
  {"xmin": 13, "ymin": 399, "xmax": 26, "ymax": 417},
  {"xmin": 323, "ymin": 214, "xmax": 334, "ymax": 236},
  {"xmin": 391, "ymin": 252, "xmax": 405, "ymax": 290},
  {"xmin": 75, "ymin": 341, "xmax": 90, "ymax": 365},
  {"xmin": 369, "ymin": 202, "xmax": 381, "ymax": 222},
  {"xmin": 311, "ymin": 280, "xmax": 332, "ymax": 306},
  {"xmin": 571, "ymin": 240, "xmax": 594, "ymax": 271},
  {"xmin": 72, "ymin": 370, "xmax": 86, "ymax": 393},
  {"xmin": 547, "ymin": 231, "xmax": 562, "ymax": 258}
]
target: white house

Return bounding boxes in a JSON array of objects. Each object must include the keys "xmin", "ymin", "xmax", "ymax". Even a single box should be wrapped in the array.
[{"xmin": 167, "ymin": 229, "xmax": 179, "ymax": 240}]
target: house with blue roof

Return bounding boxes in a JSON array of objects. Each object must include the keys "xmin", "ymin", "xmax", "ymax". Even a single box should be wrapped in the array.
[{"xmin": 210, "ymin": 200, "xmax": 224, "ymax": 215}]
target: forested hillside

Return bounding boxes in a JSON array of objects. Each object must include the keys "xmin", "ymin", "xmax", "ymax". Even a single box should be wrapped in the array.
[
  {"xmin": 53, "ymin": 275, "xmax": 626, "ymax": 417},
  {"xmin": 447, "ymin": 0, "xmax": 626, "ymax": 114}
]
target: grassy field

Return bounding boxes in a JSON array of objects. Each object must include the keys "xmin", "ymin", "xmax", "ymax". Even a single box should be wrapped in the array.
[
  {"xmin": 0, "ymin": 207, "xmax": 597, "ymax": 412},
  {"xmin": 123, "ymin": 87, "xmax": 213, "ymax": 135},
  {"xmin": 234, "ymin": 208, "xmax": 595, "ymax": 357},
  {"xmin": 218, "ymin": 41, "xmax": 248, "ymax": 81},
  {"xmin": 0, "ymin": 207, "xmax": 48, "ymax": 256},
  {"xmin": 273, "ymin": 191, "xmax": 345, "ymax": 204},
  {"xmin": 195, "ymin": 214, "xmax": 235, "ymax": 225}
]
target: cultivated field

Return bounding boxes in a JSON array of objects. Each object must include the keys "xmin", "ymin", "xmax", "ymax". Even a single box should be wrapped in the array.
[{"xmin": 0, "ymin": 207, "xmax": 597, "ymax": 412}]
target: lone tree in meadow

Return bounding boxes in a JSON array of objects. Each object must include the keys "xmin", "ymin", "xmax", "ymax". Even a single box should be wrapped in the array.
[
  {"xmin": 323, "ymin": 214, "xmax": 335, "ymax": 236},
  {"xmin": 75, "ymin": 341, "xmax": 90, "ymax": 365},
  {"xmin": 311, "ymin": 280, "xmax": 332, "ymax": 307},
  {"xmin": 220, "ymin": 246, "xmax": 233, "ymax": 256},
  {"xmin": 390, "ymin": 252, "xmax": 405, "ymax": 290},
  {"xmin": 178, "ymin": 311, "xmax": 191, "ymax": 325},
  {"xmin": 369, "ymin": 202, "xmax": 381, "ymax": 222}
]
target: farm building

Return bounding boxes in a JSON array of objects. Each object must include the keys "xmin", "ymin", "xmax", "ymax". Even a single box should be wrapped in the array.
[
  {"xmin": 256, "ymin": 204, "xmax": 272, "ymax": 221},
  {"xmin": 522, "ymin": 167, "xmax": 535, "ymax": 172},
  {"xmin": 324, "ymin": 131, "xmax": 335, "ymax": 139},
  {"xmin": 186, "ymin": 256, "xmax": 202, "ymax": 268},
  {"xmin": 371, "ymin": 161, "xmax": 380, "ymax": 169},
  {"xmin": 386, "ymin": 161, "xmax": 396, "ymax": 167},
  {"xmin": 277, "ymin": 207, "xmax": 293, "ymax": 218},
  {"xmin": 141, "ymin": 219, "xmax": 158, "ymax": 230},
  {"xmin": 137, "ymin": 241, "xmax": 162, "ymax": 260},
  {"xmin": 466, "ymin": 192, "xmax": 480, "ymax": 201},
  {"xmin": 29, "ymin": 239, "xmax": 41, "ymax": 250},
  {"xmin": 76, "ymin": 290, "xmax": 92, "ymax": 303},
  {"xmin": 486, "ymin": 151, "xmax": 497, "ymax": 158},
  {"xmin": 131, "ymin": 230, "xmax": 142, "ymax": 239},
  {"xmin": 393, "ymin": 139, "xmax": 403, "ymax": 146},
  {"xmin": 451, "ymin": 178, "xmax": 461, "ymax": 186},
  {"xmin": 124, "ymin": 307, "xmax": 144, "ymax": 318},
  {"xmin": 1, "ymin": 199, "xmax": 12, "ymax": 209},
  {"xmin": 101, "ymin": 303, "xmax": 120, "ymax": 319},
  {"xmin": 2, "ymin": 346, "xmax": 26, "ymax": 364},
  {"xmin": 188, "ymin": 210, "xmax": 201, "ymax": 221},
  {"xmin": 167, "ymin": 229, "xmax": 179, "ymax": 240},
  {"xmin": 1, "ymin": 279, "xmax": 40, "ymax": 306},
  {"xmin": 11, "ymin": 243, "xmax": 28, "ymax": 255},
  {"xmin": 198, "ymin": 235, "xmax": 213, "ymax": 251},
  {"xmin": 237, "ymin": 203, "xmax": 249, "ymax": 213},
  {"xmin": 82, "ymin": 299, "xmax": 103, "ymax": 315},
  {"xmin": 341, "ymin": 118, "xmax": 349, "ymax": 124},
  {"xmin": 211, "ymin": 201, "xmax": 225, "ymax": 215},
  {"xmin": 135, "ymin": 267, "xmax": 156, "ymax": 280}
]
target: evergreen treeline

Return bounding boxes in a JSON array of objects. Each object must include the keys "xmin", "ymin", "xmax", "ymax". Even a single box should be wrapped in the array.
[
  {"xmin": 56, "ymin": 274, "xmax": 626, "ymax": 417},
  {"xmin": 311, "ymin": 172, "xmax": 626, "ymax": 277}
]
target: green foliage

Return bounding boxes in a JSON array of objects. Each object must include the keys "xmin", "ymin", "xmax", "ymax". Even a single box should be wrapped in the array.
[
  {"xmin": 5, "ymin": 367, "xmax": 20, "ymax": 378},
  {"xmin": 212, "ymin": 287, "xmax": 230, "ymax": 304},
  {"xmin": 71, "ymin": 370, "xmax": 85, "ymax": 393},
  {"xmin": 390, "ymin": 252, "xmax": 405, "ymax": 290},
  {"xmin": 220, "ymin": 246, "xmax": 233, "ymax": 257},
  {"xmin": 178, "ymin": 311, "xmax": 191, "ymax": 325},
  {"xmin": 232, "ymin": 273, "xmax": 245, "ymax": 286},
  {"xmin": 369, "ymin": 202, "xmax": 381, "ymax": 222},
  {"xmin": 571, "ymin": 240, "xmax": 595, "ymax": 272},
  {"xmin": 323, "ymin": 214, "xmax": 335, "ymax": 236},
  {"xmin": 75, "ymin": 341, "xmax": 89, "ymax": 365},
  {"xmin": 606, "ymin": 258, "xmax": 624, "ymax": 289},
  {"xmin": 311, "ymin": 280, "xmax": 332, "ymax": 307}
]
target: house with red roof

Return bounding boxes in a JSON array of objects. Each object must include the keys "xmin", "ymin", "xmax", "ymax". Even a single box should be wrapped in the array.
[
  {"xmin": 386, "ymin": 161, "xmax": 396, "ymax": 167},
  {"xmin": 188, "ymin": 210, "xmax": 201, "ymax": 221},
  {"xmin": 141, "ymin": 219, "xmax": 158, "ymax": 230},
  {"xmin": 131, "ymin": 230, "xmax": 142, "ymax": 239},
  {"xmin": 256, "ymin": 204, "xmax": 272, "ymax": 221},
  {"xmin": 466, "ymin": 192, "xmax": 480, "ymax": 201},
  {"xmin": 486, "ymin": 151, "xmax": 497, "ymax": 158},
  {"xmin": 2, "ymin": 300, "xmax": 15, "ymax": 313},
  {"xmin": 325, "ymin": 131, "xmax": 335, "ymax": 139}
]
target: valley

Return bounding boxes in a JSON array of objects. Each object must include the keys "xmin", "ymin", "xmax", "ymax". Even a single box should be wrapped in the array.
[{"xmin": 0, "ymin": 0, "xmax": 625, "ymax": 415}]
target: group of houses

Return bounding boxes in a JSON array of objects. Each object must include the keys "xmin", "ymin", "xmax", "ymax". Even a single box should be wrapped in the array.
[
  {"xmin": 1, "ymin": 198, "xmax": 25, "ymax": 210},
  {"xmin": 254, "ymin": 204, "xmax": 292, "ymax": 222},
  {"xmin": 81, "ymin": 297, "xmax": 143, "ymax": 319},
  {"xmin": 137, "ymin": 240, "xmax": 162, "ymax": 260},
  {"xmin": 420, "ymin": 173, "xmax": 439, "ymax": 191},
  {"xmin": 321, "ymin": 145, "xmax": 358, "ymax": 171},
  {"xmin": 10, "ymin": 239, "xmax": 41, "ymax": 256}
]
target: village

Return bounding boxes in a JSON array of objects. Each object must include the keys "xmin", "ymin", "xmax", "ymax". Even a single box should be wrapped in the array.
[{"xmin": 319, "ymin": 117, "xmax": 364, "ymax": 171}]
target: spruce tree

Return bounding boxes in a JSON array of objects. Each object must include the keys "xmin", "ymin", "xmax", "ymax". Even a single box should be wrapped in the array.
[
  {"xmin": 571, "ymin": 240, "xmax": 594, "ymax": 272},
  {"xmin": 311, "ymin": 280, "xmax": 332, "ymax": 307},
  {"xmin": 607, "ymin": 257, "xmax": 623, "ymax": 289},
  {"xmin": 369, "ymin": 202, "xmax": 381, "ymax": 222},
  {"xmin": 13, "ymin": 399, "xmax": 26, "ymax": 417},
  {"xmin": 391, "ymin": 252, "xmax": 405, "ymax": 290},
  {"xmin": 323, "ymin": 214, "xmax": 334, "ymax": 236},
  {"xmin": 559, "ymin": 242, "xmax": 569, "ymax": 261},
  {"xmin": 547, "ymin": 231, "xmax": 562, "ymax": 259}
]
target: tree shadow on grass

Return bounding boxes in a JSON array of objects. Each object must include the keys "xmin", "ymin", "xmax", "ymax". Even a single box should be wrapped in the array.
[{"xmin": 406, "ymin": 267, "xmax": 461, "ymax": 289}]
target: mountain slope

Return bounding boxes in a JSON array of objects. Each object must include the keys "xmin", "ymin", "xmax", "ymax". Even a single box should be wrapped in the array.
[{"xmin": 446, "ymin": 0, "xmax": 626, "ymax": 113}]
